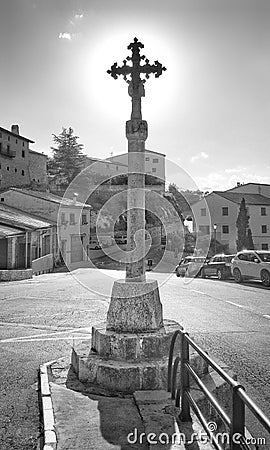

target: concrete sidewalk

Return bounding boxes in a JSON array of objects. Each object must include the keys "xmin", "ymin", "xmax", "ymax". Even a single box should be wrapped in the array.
[{"xmin": 41, "ymin": 357, "xmax": 215, "ymax": 450}]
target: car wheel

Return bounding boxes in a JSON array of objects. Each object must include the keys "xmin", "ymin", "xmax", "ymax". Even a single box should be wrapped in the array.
[
  {"xmin": 261, "ymin": 270, "xmax": 270, "ymax": 287},
  {"xmin": 217, "ymin": 269, "xmax": 224, "ymax": 280},
  {"xmin": 176, "ymin": 272, "xmax": 180, "ymax": 277},
  {"xmin": 233, "ymin": 268, "xmax": 242, "ymax": 283}
]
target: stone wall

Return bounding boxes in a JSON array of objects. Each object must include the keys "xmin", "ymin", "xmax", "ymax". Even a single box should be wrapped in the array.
[
  {"xmin": 29, "ymin": 151, "xmax": 47, "ymax": 186},
  {"xmin": 0, "ymin": 139, "xmax": 31, "ymax": 188},
  {"xmin": 0, "ymin": 268, "xmax": 33, "ymax": 282}
]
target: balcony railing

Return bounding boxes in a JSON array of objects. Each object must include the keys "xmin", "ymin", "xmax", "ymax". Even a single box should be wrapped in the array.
[{"xmin": 0, "ymin": 147, "xmax": 16, "ymax": 158}]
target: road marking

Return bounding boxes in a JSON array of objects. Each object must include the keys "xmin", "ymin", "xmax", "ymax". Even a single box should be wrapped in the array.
[
  {"xmin": 1, "ymin": 336, "xmax": 91, "ymax": 343},
  {"xmin": 191, "ymin": 289, "xmax": 207, "ymax": 295},
  {"xmin": 226, "ymin": 301, "xmax": 244, "ymax": 308},
  {"xmin": 0, "ymin": 326, "xmax": 92, "ymax": 343}
]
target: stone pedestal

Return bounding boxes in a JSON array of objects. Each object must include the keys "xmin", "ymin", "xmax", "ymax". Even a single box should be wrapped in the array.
[
  {"xmin": 72, "ymin": 318, "xmax": 183, "ymax": 394},
  {"xmin": 107, "ymin": 279, "xmax": 163, "ymax": 333},
  {"xmin": 71, "ymin": 279, "xmax": 185, "ymax": 393}
]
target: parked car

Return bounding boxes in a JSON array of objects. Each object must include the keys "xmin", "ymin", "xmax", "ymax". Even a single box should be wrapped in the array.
[
  {"xmin": 201, "ymin": 254, "xmax": 235, "ymax": 280},
  {"xmin": 231, "ymin": 250, "xmax": 270, "ymax": 286},
  {"xmin": 175, "ymin": 256, "xmax": 205, "ymax": 278}
]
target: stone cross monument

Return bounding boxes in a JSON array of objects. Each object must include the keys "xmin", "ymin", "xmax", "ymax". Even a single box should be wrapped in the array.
[
  {"xmin": 72, "ymin": 38, "xmax": 182, "ymax": 393},
  {"xmin": 107, "ymin": 37, "xmax": 166, "ymax": 282}
]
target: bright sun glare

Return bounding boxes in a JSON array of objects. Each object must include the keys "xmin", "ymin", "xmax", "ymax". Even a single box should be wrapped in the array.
[{"xmin": 81, "ymin": 26, "xmax": 186, "ymax": 123}]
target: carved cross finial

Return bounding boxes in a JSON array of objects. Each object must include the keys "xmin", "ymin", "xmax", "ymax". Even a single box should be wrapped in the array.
[
  {"xmin": 107, "ymin": 38, "xmax": 166, "ymax": 119},
  {"xmin": 107, "ymin": 37, "xmax": 166, "ymax": 91}
]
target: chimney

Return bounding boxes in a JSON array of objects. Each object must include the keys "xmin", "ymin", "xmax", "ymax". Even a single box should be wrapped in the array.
[
  {"xmin": 72, "ymin": 193, "xmax": 78, "ymax": 204},
  {"xmin": 11, "ymin": 124, "xmax": 20, "ymax": 135}
]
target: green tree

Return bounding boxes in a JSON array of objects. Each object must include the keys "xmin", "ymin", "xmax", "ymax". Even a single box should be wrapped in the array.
[
  {"xmin": 246, "ymin": 228, "xmax": 254, "ymax": 250},
  {"xmin": 49, "ymin": 127, "xmax": 86, "ymax": 185},
  {"xmin": 236, "ymin": 198, "xmax": 253, "ymax": 250}
]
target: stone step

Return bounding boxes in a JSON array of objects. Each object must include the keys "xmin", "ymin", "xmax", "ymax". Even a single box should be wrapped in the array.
[{"xmin": 91, "ymin": 319, "xmax": 183, "ymax": 361}]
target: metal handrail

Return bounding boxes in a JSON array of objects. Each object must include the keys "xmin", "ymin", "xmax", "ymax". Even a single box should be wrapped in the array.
[
  {"xmin": 168, "ymin": 329, "xmax": 270, "ymax": 450},
  {"xmin": 186, "ymin": 362, "xmax": 231, "ymax": 427}
]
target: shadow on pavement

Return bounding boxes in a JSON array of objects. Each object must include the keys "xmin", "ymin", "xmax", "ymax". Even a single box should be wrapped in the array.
[{"xmin": 51, "ymin": 363, "xmax": 202, "ymax": 449}]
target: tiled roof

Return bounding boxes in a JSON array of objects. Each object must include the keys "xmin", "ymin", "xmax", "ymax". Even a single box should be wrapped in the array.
[
  {"xmin": 0, "ymin": 224, "xmax": 24, "ymax": 237},
  {"xmin": 228, "ymin": 182, "xmax": 270, "ymax": 191},
  {"xmin": 29, "ymin": 149, "xmax": 47, "ymax": 157},
  {"xmin": 3, "ymin": 188, "xmax": 91, "ymax": 208},
  {"xmin": 145, "ymin": 149, "xmax": 166, "ymax": 157},
  {"xmin": 0, "ymin": 126, "xmax": 34, "ymax": 143},
  {"xmin": 214, "ymin": 191, "xmax": 270, "ymax": 205},
  {"xmin": 0, "ymin": 203, "xmax": 54, "ymax": 230}
]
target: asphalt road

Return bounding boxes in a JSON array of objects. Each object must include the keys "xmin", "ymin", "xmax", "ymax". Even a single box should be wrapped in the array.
[{"xmin": 0, "ymin": 268, "xmax": 269, "ymax": 449}]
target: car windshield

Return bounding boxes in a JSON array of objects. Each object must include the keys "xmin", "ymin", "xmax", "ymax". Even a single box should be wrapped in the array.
[
  {"xmin": 224, "ymin": 255, "xmax": 235, "ymax": 263},
  {"xmin": 259, "ymin": 253, "xmax": 270, "ymax": 262},
  {"xmin": 190, "ymin": 257, "xmax": 205, "ymax": 263}
]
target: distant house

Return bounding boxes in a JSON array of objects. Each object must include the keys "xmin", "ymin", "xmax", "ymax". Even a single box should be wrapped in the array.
[
  {"xmin": 0, "ymin": 203, "xmax": 56, "ymax": 272},
  {"xmin": 192, "ymin": 183, "xmax": 270, "ymax": 253},
  {"xmin": 0, "ymin": 124, "xmax": 47, "ymax": 190},
  {"xmin": 107, "ymin": 149, "xmax": 165, "ymax": 189},
  {"xmin": 0, "ymin": 188, "xmax": 91, "ymax": 265}
]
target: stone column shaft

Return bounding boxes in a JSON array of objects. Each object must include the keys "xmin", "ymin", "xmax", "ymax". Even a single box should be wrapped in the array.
[{"xmin": 125, "ymin": 117, "xmax": 148, "ymax": 282}]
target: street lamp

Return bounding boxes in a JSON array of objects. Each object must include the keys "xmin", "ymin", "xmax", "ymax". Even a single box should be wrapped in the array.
[{"xmin": 213, "ymin": 223, "xmax": 217, "ymax": 255}]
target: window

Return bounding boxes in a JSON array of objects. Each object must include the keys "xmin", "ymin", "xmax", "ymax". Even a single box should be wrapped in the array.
[
  {"xmin": 23, "ymin": 142, "xmax": 25, "ymax": 146},
  {"xmin": 0, "ymin": 132, "xmax": 2, "ymax": 137},
  {"xmin": 261, "ymin": 207, "xmax": 266, "ymax": 216},
  {"xmin": 70, "ymin": 213, "xmax": 75, "ymax": 225},
  {"xmin": 222, "ymin": 225, "xmax": 229, "ymax": 234},
  {"xmin": 61, "ymin": 213, "xmax": 65, "ymax": 224},
  {"xmin": 22, "ymin": 170, "xmax": 25, "ymax": 176},
  {"xmin": 16, "ymin": 139, "xmax": 18, "ymax": 144},
  {"xmin": 22, "ymin": 150, "xmax": 25, "ymax": 158},
  {"xmin": 8, "ymin": 136, "xmax": 10, "ymax": 141},
  {"xmin": 1, "ymin": 198, "xmax": 4, "ymax": 202},
  {"xmin": 0, "ymin": 143, "xmax": 2, "ymax": 151},
  {"xmin": 153, "ymin": 158, "xmax": 159, "ymax": 163},
  {"xmin": 238, "ymin": 253, "xmax": 249, "ymax": 261},
  {"xmin": 145, "ymin": 157, "xmax": 149, "ymax": 161},
  {"xmin": 152, "ymin": 168, "xmax": 157, "ymax": 173},
  {"xmin": 262, "ymin": 225, "xmax": 267, "ymax": 234},
  {"xmin": 200, "ymin": 208, "xmax": 206, "ymax": 216},
  {"xmin": 7, "ymin": 144, "xmax": 10, "ymax": 154},
  {"xmin": 14, "ymin": 168, "xmax": 17, "ymax": 173},
  {"xmin": 222, "ymin": 207, "xmax": 228, "ymax": 216},
  {"xmin": 7, "ymin": 166, "xmax": 10, "ymax": 171},
  {"xmin": 82, "ymin": 214, "xmax": 88, "ymax": 225},
  {"xmin": 262, "ymin": 243, "xmax": 269, "ymax": 250}
]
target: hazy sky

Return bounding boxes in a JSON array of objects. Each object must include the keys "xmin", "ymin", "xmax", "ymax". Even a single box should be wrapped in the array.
[{"xmin": 1, "ymin": 0, "xmax": 269, "ymax": 191}]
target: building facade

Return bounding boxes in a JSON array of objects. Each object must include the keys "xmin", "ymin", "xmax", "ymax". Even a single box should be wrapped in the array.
[
  {"xmin": 107, "ymin": 149, "xmax": 166, "ymax": 189},
  {"xmin": 0, "ymin": 203, "xmax": 57, "ymax": 271},
  {"xmin": 0, "ymin": 188, "xmax": 91, "ymax": 265},
  {"xmin": 0, "ymin": 124, "xmax": 47, "ymax": 190},
  {"xmin": 192, "ymin": 184, "xmax": 270, "ymax": 253}
]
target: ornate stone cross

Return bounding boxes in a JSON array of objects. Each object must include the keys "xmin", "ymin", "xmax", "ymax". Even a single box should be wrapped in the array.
[
  {"xmin": 107, "ymin": 37, "xmax": 166, "ymax": 120},
  {"xmin": 107, "ymin": 38, "xmax": 166, "ymax": 281}
]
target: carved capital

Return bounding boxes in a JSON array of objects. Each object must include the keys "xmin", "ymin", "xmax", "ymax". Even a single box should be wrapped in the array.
[{"xmin": 126, "ymin": 120, "xmax": 148, "ymax": 141}]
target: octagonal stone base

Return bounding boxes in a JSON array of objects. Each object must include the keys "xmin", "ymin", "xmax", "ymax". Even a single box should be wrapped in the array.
[
  {"xmin": 106, "ymin": 279, "xmax": 163, "ymax": 333},
  {"xmin": 92, "ymin": 319, "xmax": 181, "ymax": 361}
]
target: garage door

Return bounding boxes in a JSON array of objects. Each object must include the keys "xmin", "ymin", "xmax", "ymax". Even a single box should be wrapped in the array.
[{"xmin": 71, "ymin": 235, "xmax": 83, "ymax": 263}]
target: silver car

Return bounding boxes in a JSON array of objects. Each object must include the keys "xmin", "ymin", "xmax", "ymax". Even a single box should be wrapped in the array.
[{"xmin": 231, "ymin": 250, "xmax": 270, "ymax": 286}]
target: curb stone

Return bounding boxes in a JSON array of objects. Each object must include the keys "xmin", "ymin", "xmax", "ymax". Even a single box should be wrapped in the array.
[{"xmin": 39, "ymin": 360, "xmax": 58, "ymax": 450}]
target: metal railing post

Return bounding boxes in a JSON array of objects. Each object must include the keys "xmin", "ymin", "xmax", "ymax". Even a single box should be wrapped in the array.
[
  {"xmin": 179, "ymin": 332, "xmax": 192, "ymax": 421},
  {"xmin": 230, "ymin": 385, "xmax": 245, "ymax": 450}
]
